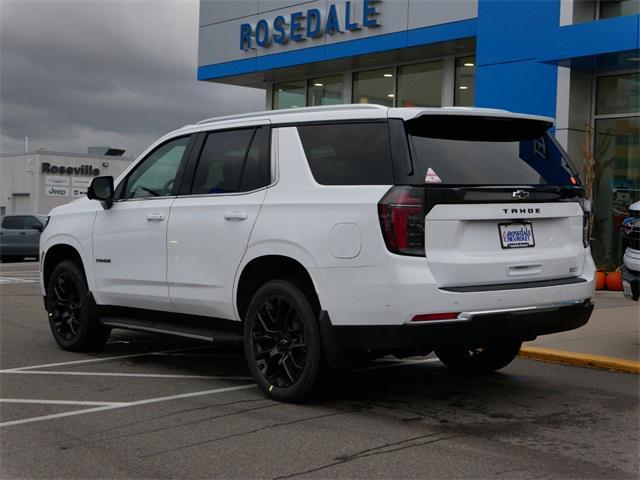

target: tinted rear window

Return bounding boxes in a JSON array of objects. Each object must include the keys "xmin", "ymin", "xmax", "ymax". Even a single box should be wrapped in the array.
[
  {"xmin": 406, "ymin": 116, "xmax": 578, "ymax": 186},
  {"xmin": 297, "ymin": 123, "xmax": 393, "ymax": 185}
]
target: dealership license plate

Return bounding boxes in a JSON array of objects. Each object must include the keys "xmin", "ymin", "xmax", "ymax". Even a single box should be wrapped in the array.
[
  {"xmin": 623, "ymin": 279, "xmax": 633, "ymax": 299},
  {"xmin": 499, "ymin": 223, "xmax": 535, "ymax": 249}
]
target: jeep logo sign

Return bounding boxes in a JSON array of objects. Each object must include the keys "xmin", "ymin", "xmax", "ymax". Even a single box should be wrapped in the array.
[{"xmin": 42, "ymin": 162, "xmax": 100, "ymax": 176}]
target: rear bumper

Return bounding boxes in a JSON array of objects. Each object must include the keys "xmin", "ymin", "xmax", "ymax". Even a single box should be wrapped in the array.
[
  {"xmin": 623, "ymin": 248, "xmax": 640, "ymax": 273},
  {"xmin": 319, "ymin": 300, "xmax": 593, "ymax": 365},
  {"xmin": 312, "ymin": 252, "xmax": 596, "ymax": 327}
]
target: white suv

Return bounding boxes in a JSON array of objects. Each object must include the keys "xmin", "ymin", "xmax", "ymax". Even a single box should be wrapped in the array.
[{"xmin": 39, "ymin": 105, "xmax": 595, "ymax": 402}]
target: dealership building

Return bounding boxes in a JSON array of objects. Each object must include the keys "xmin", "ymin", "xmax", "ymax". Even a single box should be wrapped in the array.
[
  {"xmin": 197, "ymin": 0, "xmax": 639, "ymax": 269},
  {"xmin": 0, "ymin": 150, "xmax": 131, "ymax": 216}
]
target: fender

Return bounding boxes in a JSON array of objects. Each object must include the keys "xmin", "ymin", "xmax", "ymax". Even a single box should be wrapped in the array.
[
  {"xmin": 41, "ymin": 235, "xmax": 92, "ymax": 293},
  {"xmin": 232, "ymin": 239, "xmax": 321, "ymax": 321}
]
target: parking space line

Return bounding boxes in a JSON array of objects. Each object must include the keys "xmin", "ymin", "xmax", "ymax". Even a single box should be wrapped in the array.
[
  {"xmin": 0, "ymin": 399, "xmax": 127, "ymax": 406},
  {"xmin": 2, "ymin": 370, "xmax": 253, "ymax": 381},
  {"xmin": 0, "ymin": 271, "xmax": 40, "ymax": 274},
  {"xmin": 0, "ymin": 345, "xmax": 213, "ymax": 372},
  {"xmin": 0, "ymin": 384, "xmax": 256, "ymax": 428},
  {"xmin": 0, "ymin": 277, "xmax": 38, "ymax": 284}
]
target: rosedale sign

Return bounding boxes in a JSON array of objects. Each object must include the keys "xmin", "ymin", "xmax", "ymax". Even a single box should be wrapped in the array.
[{"xmin": 240, "ymin": 0, "xmax": 381, "ymax": 51}]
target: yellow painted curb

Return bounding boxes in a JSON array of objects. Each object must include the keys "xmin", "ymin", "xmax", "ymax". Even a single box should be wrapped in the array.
[{"xmin": 518, "ymin": 346, "xmax": 640, "ymax": 374}]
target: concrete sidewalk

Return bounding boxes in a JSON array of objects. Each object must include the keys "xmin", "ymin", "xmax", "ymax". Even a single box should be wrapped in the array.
[{"xmin": 521, "ymin": 291, "xmax": 639, "ymax": 372}]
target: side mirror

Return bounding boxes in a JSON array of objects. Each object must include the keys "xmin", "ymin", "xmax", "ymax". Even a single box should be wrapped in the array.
[
  {"xmin": 31, "ymin": 224, "xmax": 44, "ymax": 232},
  {"xmin": 87, "ymin": 176, "xmax": 114, "ymax": 209}
]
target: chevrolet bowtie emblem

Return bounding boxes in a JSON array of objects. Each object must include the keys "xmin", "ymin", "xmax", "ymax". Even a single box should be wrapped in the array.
[{"xmin": 512, "ymin": 190, "xmax": 530, "ymax": 199}]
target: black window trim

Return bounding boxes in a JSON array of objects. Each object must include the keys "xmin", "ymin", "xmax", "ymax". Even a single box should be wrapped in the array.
[
  {"xmin": 114, "ymin": 134, "xmax": 196, "ymax": 202},
  {"xmin": 177, "ymin": 125, "xmax": 273, "ymax": 198}
]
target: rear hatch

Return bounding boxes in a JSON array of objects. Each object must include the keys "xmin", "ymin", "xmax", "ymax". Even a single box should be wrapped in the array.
[{"xmin": 383, "ymin": 113, "xmax": 589, "ymax": 289}]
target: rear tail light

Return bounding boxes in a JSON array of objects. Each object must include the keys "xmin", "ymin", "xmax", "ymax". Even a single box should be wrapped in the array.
[
  {"xmin": 378, "ymin": 186, "xmax": 425, "ymax": 256},
  {"xmin": 579, "ymin": 198, "xmax": 591, "ymax": 247},
  {"xmin": 411, "ymin": 312, "xmax": 460, "ymax": 322}
]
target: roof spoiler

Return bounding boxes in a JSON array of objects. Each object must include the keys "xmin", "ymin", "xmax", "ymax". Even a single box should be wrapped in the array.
[{"xmin": 405, "ymin": 114, "xmax": 554, "ymax": 141}]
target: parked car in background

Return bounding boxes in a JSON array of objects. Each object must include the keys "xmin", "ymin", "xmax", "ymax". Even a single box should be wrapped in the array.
[
  {"xmin": 0, "ymin": 214, "xmax": 48, "ymax": 262},
  {"xmin": 621, "ymin": 201, "xmax": 640, "ymax": 301}
]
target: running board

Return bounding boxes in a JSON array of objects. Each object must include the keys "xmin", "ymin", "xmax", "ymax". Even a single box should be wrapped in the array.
[{"xmin": 100, "ymin": 316, "xmax": 243, "ymax": 343}]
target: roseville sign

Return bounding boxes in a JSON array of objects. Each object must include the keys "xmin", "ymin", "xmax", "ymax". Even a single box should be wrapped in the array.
[{"xmin": 42, "ymin": 162, "xmax": 100, "ymax": 176}]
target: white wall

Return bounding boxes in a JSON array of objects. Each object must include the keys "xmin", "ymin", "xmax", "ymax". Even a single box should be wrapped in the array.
[{"xmin": 0, "ymin": 152, "xmax": 131, "ymax": 215}]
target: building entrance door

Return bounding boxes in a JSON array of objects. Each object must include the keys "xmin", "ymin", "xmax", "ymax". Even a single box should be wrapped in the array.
[
  {"xmin": 592, "ymin": 72, "xmax": 639, "ymax": 270},
  {"xmin": 11, "ymin": 194, "xmax": 30, "ymax": 214}
]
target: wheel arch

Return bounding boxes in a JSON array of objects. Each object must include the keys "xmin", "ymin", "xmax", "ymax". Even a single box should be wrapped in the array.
[
  {"xmin": 235, "ymin": 254, "xmax": 321, "ymax": 322},
  {"xmin": 43, "ymin": 242, "xmax": 87, "ymax": 293}
]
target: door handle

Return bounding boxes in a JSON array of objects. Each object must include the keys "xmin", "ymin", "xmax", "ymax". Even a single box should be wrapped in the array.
[
  {"xmin": 145, "ymin": 213, "xmax": 165, "ymax": 222},
  {"xmin": 224, "ymin": 212, "xmax": 248, "ymax": 221},
  {"xmin": 19, "ymin": 232, "xmax": 27, "ymax": 235}
]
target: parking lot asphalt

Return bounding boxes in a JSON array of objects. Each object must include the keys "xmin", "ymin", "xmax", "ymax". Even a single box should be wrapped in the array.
[{"xmin": 1, "ymin": 262, "xmax": 639, "ymax": 479}]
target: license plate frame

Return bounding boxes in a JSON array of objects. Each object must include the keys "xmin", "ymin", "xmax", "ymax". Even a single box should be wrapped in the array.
[{"xmin": 499, "ymin": 222, "xmax": 535, "ymax": 249}]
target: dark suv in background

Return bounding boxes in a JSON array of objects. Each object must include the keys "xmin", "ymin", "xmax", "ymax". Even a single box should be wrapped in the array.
[{"xmin": 0, "ymin": 215, "xmax": 48, "ymax": 262}]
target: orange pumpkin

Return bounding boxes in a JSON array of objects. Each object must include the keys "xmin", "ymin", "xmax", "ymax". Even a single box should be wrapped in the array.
[
  {"xmin": 595, "ymin": 271, "xmax": 606, "ymax": 290},
  {"xmin": 606, "ymin": 270, "xmax": 623, "ymax": 291}
]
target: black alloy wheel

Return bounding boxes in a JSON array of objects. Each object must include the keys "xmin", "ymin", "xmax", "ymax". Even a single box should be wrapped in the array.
[
  {"xmin": 46, "ymin": 260, "xmax": 110, "ymax": 351},
  {"xmin": 244, "ymin": 279, "xmax": 322, "ymax": 402},
  {"xmin": 251, "ymin": 295, "xmax": 307, "ymax": 388},
  {"xmin": 49, "ymin": 270, "xmax": 82, "ymax": 342}
]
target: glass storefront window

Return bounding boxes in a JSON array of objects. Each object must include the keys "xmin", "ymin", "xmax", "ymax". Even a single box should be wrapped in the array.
[
  {"xmin": 599, "ymin": 0, "xmax": 640, "ymax": 19},
  {"xmin": 273, "ymin": 80, "xmax": 305, "ymax": 109},
  {"xmin": 352, "ymin": 68, "xmax": 395, "ymax": 107},
  {"xmin": 308, "ymin": 75, "xmax": 343, "ymax": 106},
  {"xmin": 593, "ymin": 116, "xmax": 640, "ymax": 269},
  {"xmin": 596, "ymin": 73, "xmax": 640, "ymax": 115},
  {"xmin": 396, "ymin": 61, "xmax": 442, "ymax": 107},
  {"xmin": 455, "ymin": 56, "xmax": 476, "ymax": 107}
]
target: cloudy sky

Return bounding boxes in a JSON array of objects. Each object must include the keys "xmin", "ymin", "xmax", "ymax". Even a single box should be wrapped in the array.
[{"xmin": 0, "ymin": 0, "xmax": 265, "ymax": 158}]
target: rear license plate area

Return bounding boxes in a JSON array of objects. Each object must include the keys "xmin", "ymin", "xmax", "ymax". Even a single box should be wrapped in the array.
[{"xmin": 499, "ymin": 222, "xmax": 535, "ymax": 249}]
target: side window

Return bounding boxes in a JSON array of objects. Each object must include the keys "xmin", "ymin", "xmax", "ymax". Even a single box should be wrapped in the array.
[
  {"xmin": 23, "ymin": 216, "xmax": 42, "ymax": 229},
  {"xmin": 121, "ymin": 136, "xmax": 190, "ymax": 199},
  {"xmin": 190, "ymin": 127, "xmax": 270, "ymax": 195},
  {"xmin": 2, "ymin": 216, "xmax": 24, "ymax": 229},
  {"xmin": 297, "ymin": 122, "xmax": 394, "ymax": 185}
]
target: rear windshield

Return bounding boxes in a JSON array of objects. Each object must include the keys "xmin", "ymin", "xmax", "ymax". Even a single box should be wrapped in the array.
[{"xmin": 406, "ymin": 115, "xmax": 579, "ymax": 186}]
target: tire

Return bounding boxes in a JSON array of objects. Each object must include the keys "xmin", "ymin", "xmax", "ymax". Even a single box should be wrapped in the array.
[
  {"xmin": 244, "ymin": 279, "xmax": 322, "ymax": 403},
  {"xmin": 46, "ymin": 259, "xmax": 110, "ymax": 351},
  {"xmin": 435, "ymin": 340, "xmax": 522, "ymax": 374}
]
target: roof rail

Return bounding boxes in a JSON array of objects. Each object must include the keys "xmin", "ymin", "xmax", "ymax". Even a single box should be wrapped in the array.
[{"xmin": 195, "ymin": 104, "xmax": 388, "ymax": 126}]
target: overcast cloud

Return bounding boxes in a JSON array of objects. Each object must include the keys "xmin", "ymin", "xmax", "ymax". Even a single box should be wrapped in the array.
[{"xmin": 0, "ymin": 0, "xmax": 264, "ymax": 158}]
